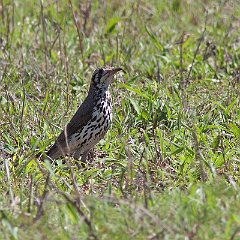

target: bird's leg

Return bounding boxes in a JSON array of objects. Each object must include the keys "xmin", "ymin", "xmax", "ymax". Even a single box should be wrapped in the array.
[
  {"xmin": 73, "ymin": 149, "xmax": 90, "ymax": 169},
  {"xmin": 81, "ymin": 150, "xmax": 90, "ymax": 163},
  {"xmin": 73, "ymin": 149, "xmax": 82, "ymax": 160}
]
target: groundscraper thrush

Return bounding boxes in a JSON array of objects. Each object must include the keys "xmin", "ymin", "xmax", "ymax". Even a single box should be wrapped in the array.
[{"xmin": 46, "ymin": 67, "xmax": 122, "ymax": 163}]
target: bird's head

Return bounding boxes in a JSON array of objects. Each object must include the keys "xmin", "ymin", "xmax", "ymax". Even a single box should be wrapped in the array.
[{"xmin": 90, "ymin": 66, "xmax": 122, "ymax": 91}]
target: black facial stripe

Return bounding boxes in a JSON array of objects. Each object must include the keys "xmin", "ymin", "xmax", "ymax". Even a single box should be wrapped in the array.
[
  {"xmin": 91, "ymin": 68, "xmax": 110, "ymax": 88},
  {"xmin": 99, "ymin": 68, "xmax": 103, "ymax": 75},
  {"xmin": 98, "ymin": 68, "xmax": 104, "ymax": 80}
]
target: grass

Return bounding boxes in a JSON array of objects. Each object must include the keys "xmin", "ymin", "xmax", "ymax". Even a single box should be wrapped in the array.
[{"xmin": 0, "ymin": 0, "xmax": 240, "ymax": 239}]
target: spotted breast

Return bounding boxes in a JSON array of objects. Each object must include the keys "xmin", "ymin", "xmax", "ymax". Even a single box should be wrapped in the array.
[{"xmin": 68, "ymin": 91, "xmax": 112, "ymax": 155}]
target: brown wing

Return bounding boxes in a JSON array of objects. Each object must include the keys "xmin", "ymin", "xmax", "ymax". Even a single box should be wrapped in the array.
[{"xmin": 47, "ymin": 92, "xmax": 95, "ymax": 159}]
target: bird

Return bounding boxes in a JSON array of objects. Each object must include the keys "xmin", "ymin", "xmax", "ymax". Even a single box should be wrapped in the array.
[{"xmin": 45, "ymin": 66, "xmax": 123, "ymax": 163}]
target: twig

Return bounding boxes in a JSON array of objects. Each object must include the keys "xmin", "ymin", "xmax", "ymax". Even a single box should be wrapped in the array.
[
  {"xmin": 192, "ymin": 127, "xmax": 207, "ymax": 181},
  {"xmin": 124, "ymin": 145, "xmax": 133, "ymax": 192},
  {"xmin": 186, "ymin": 12, "xmax": 208, "ymax": 84},
  {"xmin": 1, "ymin": 0, "xmax": 5, "ymax": 24},
  {"xmin": 19, "ymin": 84, "xmax": 26, "ymax": 132},
  {"xmin": 40, "ymin": 0, "xmax": 48, "ymax": 72},
  {"xmin": 177, "ymin": 32, "xmax": 185, "ymax": 90},
  {"xmin": 28, "ymin": 174, "xmax": 34, "ymax": 213},
  {"xmin": 68, "ymin": 0, "xmax": 83, "ymax": 57},
  {"xmin": 4, "ymin": 158, "xmax": 14, "ymax": 204},
  {"xmin": 220, "ymin": 132, "xmax": 228, "ymax": 171},
  {"xmin": 33, "ymin": 173, "xmax": 50, "ymax": 222},
  {"xmin": 57, "ymin": 190, "xmax": 98, "ymax": 240}
]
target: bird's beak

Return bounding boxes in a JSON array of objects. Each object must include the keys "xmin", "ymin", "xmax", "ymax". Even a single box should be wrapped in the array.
[{"xmin": 108, "ymin": 67, "xmax": 123, "ymax": 75}]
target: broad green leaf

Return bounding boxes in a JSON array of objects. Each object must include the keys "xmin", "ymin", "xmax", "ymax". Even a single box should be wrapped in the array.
[
  {"xmin": 105, "ymin": 17, "xmax": 121, "ymax": 35},
  {"xmin": 225, "ymin": 98, "xmax": 237, "ymax": 115},
  {"xmin": 171, "ymin": 146, "xmax": 185, "ymax": 155},
  {"xmin": 129, "ymin": 98, "xmax": 140, "ymax": 115},
  {"xmin": 228, "ymin": 124, "xmax": 240, "ymax": 140},
  {"xmin": 120, "ymin": 83, "xmax": 150, "ymax": 99},
  {"xmin": 145, "ymin": 26, "xmax": 163, "ymax": 51}
]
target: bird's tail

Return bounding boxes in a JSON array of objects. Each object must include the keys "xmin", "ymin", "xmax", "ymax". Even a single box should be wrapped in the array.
[
  {"xmin": 46, "ymin": 143, "xmax": 63, "ymax": 160},
  {"xmin": 35, "ymin": 144, "xmax": 63, "ymax": 163}
]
